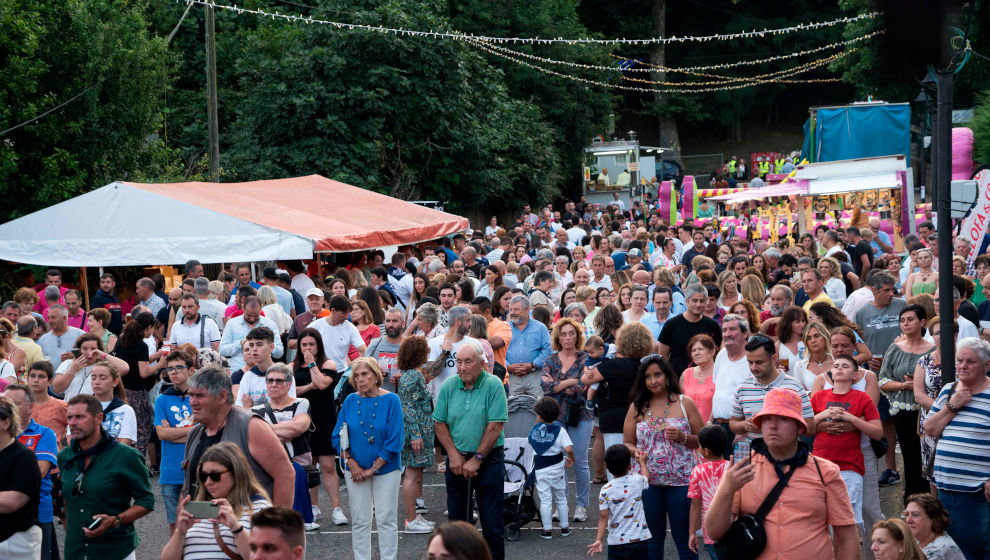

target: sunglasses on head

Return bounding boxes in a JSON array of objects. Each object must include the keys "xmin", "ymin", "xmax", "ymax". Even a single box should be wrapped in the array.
[
  {"xmin": 640, "ymin": 353, "xmax": 664, "ymax": 364},
  {"xmin": 199, "ymin": 469, "xmax": 229, "ymax": 483}
]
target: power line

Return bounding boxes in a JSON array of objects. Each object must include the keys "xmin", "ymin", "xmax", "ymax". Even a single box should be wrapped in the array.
[{"xmin": 0, "ymin": 84, "xmax": 98, "ymax": 137}]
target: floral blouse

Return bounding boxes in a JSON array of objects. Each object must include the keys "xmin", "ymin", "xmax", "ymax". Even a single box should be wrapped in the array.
[
  {"xmin": 633, "ymin": 412, "xmax": 696, "ymax": 487},
  {"xmin": 540, "ymin": 351, "xmax": 592, "ymax": 423},
  {"xmin": 397, "ymin": 368, "xmax": 434, "ymax": 468}
]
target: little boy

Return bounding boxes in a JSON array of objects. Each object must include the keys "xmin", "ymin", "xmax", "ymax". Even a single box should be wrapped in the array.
[
  {"xmin": 529, "ymin": 396, "xmax": 575, "ymax": 539},
  {"xmin": 687, "ymin": 424, "xmax": 729, "ymax": 559},
  {"xmin": 588, "ymin": 444, "xmax": 652, "ymax": 558},
  {"xmin": 811, "ymin": 353, "xmax": 881, "ymax": 530},
  {"xmin": 584, "ymin": 336, "xmax": 608, "ymax": 410}
]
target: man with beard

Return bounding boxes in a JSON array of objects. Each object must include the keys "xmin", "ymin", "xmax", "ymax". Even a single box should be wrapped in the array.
[
  {"xmin": 366, "ymin": 308, "xmax": 405, "ymax": 392},
  {"xmin": 658, "ymin": 284, "xmax": 722, "ymax": 374},
  {"xmin": 758, "ymin": 285, "xmax": 793, "ymax": 338},
  {"xmin": 168, "ymin": 294, "xmax": 221, "ymax": 350}
]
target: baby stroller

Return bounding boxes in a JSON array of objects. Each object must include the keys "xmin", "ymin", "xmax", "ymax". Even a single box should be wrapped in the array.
[{"xmin": 502, "ymin": 395, "xmax": 540, "ymax": 541}]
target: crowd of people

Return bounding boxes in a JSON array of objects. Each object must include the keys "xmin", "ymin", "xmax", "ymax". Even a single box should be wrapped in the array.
[{"xmin": 0, "ymin": 195, "xmax": 988, "ymax": 560}]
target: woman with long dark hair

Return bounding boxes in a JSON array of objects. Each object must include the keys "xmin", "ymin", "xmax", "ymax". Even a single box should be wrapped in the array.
[
  {"xmin": 623, "ymin": 354, "xmax": 703, "ymax": 560},
  {"xmin": 114, "ymin": 311, "xmax": 158, "ymax": 456},
  {"xmin": 358, "ymin": 286, "xmax": 385, "ymax": 327},
  {"xmin": 491, "ymin": 286, "xmax": 512, "ymax": 321},
  {"xmin": 775, "ymin": 306, "xmax": 808, "ymax": 379},
  {"xmin": 292, "ymin": 327, "xmax": 346, "ymax": 526}
]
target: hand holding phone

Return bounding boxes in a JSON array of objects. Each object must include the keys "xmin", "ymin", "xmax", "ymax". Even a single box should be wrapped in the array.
[
  {"xmin": 733, "ymin": 441, "xmax": 751, "ymax": 464},
  {"xmin": 87, "ymin": 517, "xmax": 103, "ymax": 531},
  {"xmin": 72, "ymin": 348, "xmax": 82, "ymax": 359},
  {"xmin": 184, "ymin": 501, "xmax": 221, "ymax": 519}
]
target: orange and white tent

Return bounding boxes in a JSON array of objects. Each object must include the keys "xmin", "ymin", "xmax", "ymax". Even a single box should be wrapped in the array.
[{"xmin": 0, "ymin": 175, "xmax": 468, "ymax": 266}]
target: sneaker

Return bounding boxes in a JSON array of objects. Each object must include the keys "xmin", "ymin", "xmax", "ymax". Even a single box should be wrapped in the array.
[
  {"xmin": 416, "ymin": 497, "xmax": 428, "ymax": 514},
  {"xmin": 332, "ymin": 507, "xmax": 349, "ymax": 526},
  {"xmin": 540, "ymin": 530, "xmax": 553, "ymax": 540},
  {"xmin": 414, "ymin": 514, "xmax": 435, "ymax": 527},
  {"xmin": 878, "ymin": 469, "xmax": 901, "ymax": 487},
  {"xmin": 573, "ymin": 505, "xmax": 588, "ymax": 522},
  {"xmin": 311, "ymin": 505, "xmax": 321, "ymax": 520},
  {"xmin": 405, "ymin": 517, "xmax": 434, "ymax": 534},
  {"xmin": 552, "ymin": 509, "xmax": 559, "ymax": 521},
  {"xmin": 304, "ymin": 522, "xmax": 320, "ymax": 531},
  {"xmin": 561, "ymin": 527, "xmax": 572, "ymax": 538}
]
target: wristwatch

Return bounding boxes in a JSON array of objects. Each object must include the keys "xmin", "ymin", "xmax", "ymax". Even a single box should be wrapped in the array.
[
  {"xmin": 473, "ymin": 452, "xmax": 485, "ymax": 462},
  {"xmin": 530, "ymin": 362, "xmax": 537, "ymax": 372},
  {"xmin": 307, "ymin": 361, "xmax": 318, "ymax": 369},
  {"xmin": 112, "ymin": 515, "xmax": 121, "ymax": 528},
  {"xmin": 946, "ymin": 401, "xmax": 959, "ymax": 412}
]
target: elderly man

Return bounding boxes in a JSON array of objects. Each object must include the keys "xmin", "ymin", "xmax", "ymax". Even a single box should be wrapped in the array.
[
  {"xmin": 12, "ymin": 315, "xmax": 44, "ymax": 370},
  {"xmin": 505, "ymin": 296, "xmax": 552, "ymax": 398},
  {"xmin": 219, "ymin": 296, "xmax": 285, "ymax": 371},
  {"xmin": 730, "ymin": 335, "xmax": 815, "ymax": 441},
  {"xmin": 183, "ymin": 367, "xmax": 296, "ymax": 506},
  {"xmin": 923, "ymin": 337, "xmax": 990, "ymax": 559},
  {"xmin": 135, "ymin": 277, "xmax": 166, "ymax": 316},
  {"xmin": 434, "ymin": 340, "xmax": 508, "ymax": 560},
  {"xmin": 868, "ymin": 218, "xmax": 894, "ymax": 256},
  {"xmin": 711, "ymin": 315, "xmax": 754, "ymax": 451},
  {"xmin": 706, "ymin": 388, "xmax": 858, "ymax": 559}
]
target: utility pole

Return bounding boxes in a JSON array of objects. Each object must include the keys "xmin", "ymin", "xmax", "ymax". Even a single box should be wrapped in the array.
[
  {"xmin": 934, "ymin": 69, "xmax": 954, "ymax": 386},
  {"xmin": 205, "ymin": 3, "xmax": 220, "ymax": 182}
]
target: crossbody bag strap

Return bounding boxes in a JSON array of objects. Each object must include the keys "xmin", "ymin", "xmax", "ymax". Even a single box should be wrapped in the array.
[
  {"xmin": 753, "ymin": 465, "xmax": 796, "ymax": 521},
  {"xmin": 212, "ymin": 521, "xmax": 243, "ymax": 560},
  {"xmin": 200, "ymin": 317, "xmax": 206, "ymax": 349}
]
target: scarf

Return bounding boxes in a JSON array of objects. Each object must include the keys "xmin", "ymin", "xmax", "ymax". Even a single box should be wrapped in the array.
[
  {"xmin": 751, "ymin": 437, "xmax": 810, "ymax": 481},
  {"xmin": 387, "ymin": 266, "xmax": 407, "ymax": 281},
  {"xmin": 102, "ymin": 397, "xmax": 127, "ymax": 416},
  {"xmin": 68, "ymin": 430, "xmax": 117, "ymax": 472},
  {"xmin": 528, "ymin": 422, "xmax": 562, "ymax": 456}
]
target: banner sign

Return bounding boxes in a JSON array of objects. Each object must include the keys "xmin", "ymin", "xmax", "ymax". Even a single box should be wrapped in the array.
[{"xmin": 960, "ymin": 169, "xmax": 990, "ymax": 248}]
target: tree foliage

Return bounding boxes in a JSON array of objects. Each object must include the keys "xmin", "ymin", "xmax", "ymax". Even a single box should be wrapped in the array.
[{"xmin": 973, "ymin": 91, "xmax": 990, "ymax": 168}]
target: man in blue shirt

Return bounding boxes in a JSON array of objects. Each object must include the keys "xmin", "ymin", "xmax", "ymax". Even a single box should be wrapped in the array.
[
  {"xmin": 228, "ymin": 262, "xmax": 262, "ymax": 304},
  {"xmin": 505, "ymin": 296, "xmax": 552, "ymax": 399},
  {"xmin": 7, "ymin": 384, "xmax": 58, "ymax": 560}
]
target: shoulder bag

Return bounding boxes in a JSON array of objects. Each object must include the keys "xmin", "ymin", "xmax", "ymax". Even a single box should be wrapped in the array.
[{"xmin": 263, "ymin": 402, "xmax": 321, "ymax": 488}]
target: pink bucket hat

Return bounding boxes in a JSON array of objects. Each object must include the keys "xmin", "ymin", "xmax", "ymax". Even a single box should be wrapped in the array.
[{"xmin": 752, "ymin": 388, "xmax": 808, "ymax": 434}]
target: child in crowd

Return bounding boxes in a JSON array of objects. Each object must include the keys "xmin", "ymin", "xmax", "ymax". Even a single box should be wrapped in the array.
[
  {"xmin": 588, "ymin": 444, "xmax": 652, "ymax": 558},
  {"xmin": 90, "ymin": 361, "xmax": 138, "ymax": 446},
  {"xmin": 26, "ymin": 361, "xmax": 68, "ymax": 448},
  {"xmin": 529, "ymin": 397, "xmax": 575, "ymax": 539},
  {"xmin": 584, "ymin": 336, "xmax": 608, "ymax": 410},
  {"xmin": 687, "ymin": 424, "xmax": 729, "ymax": 559},
  {"xmin": 811, "ymin": 353, "xmax": 882, "ymax": 531}
]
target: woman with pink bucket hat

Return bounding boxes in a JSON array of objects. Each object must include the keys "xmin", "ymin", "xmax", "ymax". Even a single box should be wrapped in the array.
[{"xmin": 705, "ymin": 387, "xmax": 861, "ymax": 559}]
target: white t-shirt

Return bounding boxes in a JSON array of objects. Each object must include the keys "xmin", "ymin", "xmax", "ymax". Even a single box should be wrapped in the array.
[
  {"xmin": 55, "ymin": 362, "xmax": 95, "ymax": 399},
  {"xmin": 599, "ymin": 473, "xmax": 652, "ymax": 546},
  {"xmin": 253, "ymin": 398, "xmax": 310, "ymax": 456},
  {"xmin": 0, "ymin": 359, "xmax": 16, "ymax": 382},
  {"xmin": 590, "ymin": 276, "xmax": 614, "ymax": 291},
  {"xmin": 711, "ymin": 348, "xmax": 752, "ymax": 420},
  {"xmin": 234, "ymin": 367, "xmax": 296, "ymax": 407},
  {"xmin": 426, "ymin": 336, "xmax": 479, "ymax": 402},
  {"xmin": 307, "ymin": 318, "xmax": 365, "ymax": 369},
  {"xmin": 101, "ymin": 400, "xmax": 137, "ymax": 442},
  {"xmin": 532, "ymin": 425, "xmax": 573, "ymax": 479},
  {"xmin": 168, "ymin": 315, "xmax": 221, "ymax": 349}
]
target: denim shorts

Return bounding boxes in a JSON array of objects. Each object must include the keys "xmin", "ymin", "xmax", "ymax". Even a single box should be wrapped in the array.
[{"xmin": 161, "ymin": 484, "xmax": 183, "ymax": 524}]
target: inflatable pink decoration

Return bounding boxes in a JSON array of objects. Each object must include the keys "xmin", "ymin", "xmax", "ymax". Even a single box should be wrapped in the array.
[{"xmin": 952, "ymin": 127, "xmax": 974, "ymax": 181}]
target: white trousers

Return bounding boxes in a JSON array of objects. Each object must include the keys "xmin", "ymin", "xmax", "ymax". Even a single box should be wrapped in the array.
[
  {"xmin": 536, "ymin": 468, "xmax": 569, "ymax": 530},
  {"xmin": 602, "ymin": 432, "xmax": 625, "ymax": 481},
  {"xmin": 0, "ymin": 525, "xmax": 42, "ymax": 560},
  {"xmin": 345, "ymin": 468, "xmax": 401, "ymax": 560}
]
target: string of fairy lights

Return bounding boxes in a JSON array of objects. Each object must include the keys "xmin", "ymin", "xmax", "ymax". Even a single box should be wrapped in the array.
[{"xmin": 169, "ymin": 0, "xmax": 878, "ymax": 92}]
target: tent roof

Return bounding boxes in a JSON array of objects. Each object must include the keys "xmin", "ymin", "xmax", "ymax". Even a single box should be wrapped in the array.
[{"xmin": 0, "ymin": 175, "xmax": 469, "ymax": 266}]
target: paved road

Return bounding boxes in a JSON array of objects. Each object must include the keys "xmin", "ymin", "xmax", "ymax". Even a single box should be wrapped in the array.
[{"xmin": 54, "ymin": 462, "xmax": 907, "ymax": 560}]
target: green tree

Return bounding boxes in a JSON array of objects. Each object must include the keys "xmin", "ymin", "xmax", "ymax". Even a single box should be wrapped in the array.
[
  {"xmin": 0, "ymin": 0, "xmax": 173, "ymax": 221},
  {"xmin": 973, "ymin": 91, "xmax": 990, "ymax": 168}
]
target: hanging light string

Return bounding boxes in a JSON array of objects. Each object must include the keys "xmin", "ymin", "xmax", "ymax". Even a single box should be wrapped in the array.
[
  {"xmin": 473, "ymin": 37, "xmax": 859, "ymax": 84},
  {"xmin": 465, "ymin": 38, "xmax": 842, "ymax": 94},
  {"xmin": 174, "ymin": 0, "xmax": 878, "ymax": 45}
]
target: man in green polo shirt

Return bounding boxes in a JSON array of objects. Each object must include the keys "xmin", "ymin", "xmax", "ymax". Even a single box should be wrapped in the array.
[
  {"xmin": 433, "ymin": 340, "xmax": 507, "ymax": 560},
  {"xmin": 58, "ymin": 394, "xmax": 154, "ymax": 560}
]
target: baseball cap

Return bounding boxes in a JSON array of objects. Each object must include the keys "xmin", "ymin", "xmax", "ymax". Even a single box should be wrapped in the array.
[
  {"xmin": 628, "ymin": 248, "xmax": 643, "ymax": 258},
  {"xmin": 305, "ymin": 287, "xmax": 324, "ymax": 298},
  {"xmin": 262, "ymin": 267, "xmax": 279, "ymax": 279}
]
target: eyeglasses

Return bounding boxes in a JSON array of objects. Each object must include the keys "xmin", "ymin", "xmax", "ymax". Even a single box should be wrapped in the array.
[
  {"xmin": 199, "ymin": 469, "xmax": 229, "ymax": 483},
  {"xmin": 165, "ymin": 365, "xmax": 188, "ymax": 373},
  {"xmin": 266, "ymin": 378, "xmax": 289, "ymax": 385}
]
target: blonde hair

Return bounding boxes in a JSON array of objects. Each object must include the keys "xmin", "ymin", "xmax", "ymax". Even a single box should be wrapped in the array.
[
  {"xmin": 802, "ymin": 322, "xmax": 832, "ymax": 360},
  {"xmin": 614, "ymin": 322, "xmax": 654, "ymax": 360},
  {"xmin": 550, "ymin": 318, "xmax": 586, "ymax": 352},
  {"xmin": 870, "ymin": 519, "xmax": 926, "ymax": 560},
  {"xmin": 348, "ymin": 356, "xmax": 384, "ymax": 388},
  {"xmin": 257, "ymin": 286, "xmax": 278, "ymax": 307},
  {"xmin": 0, "ymin": 395, "xmax": 21, "ymax": 439},
  {"xmin": 819, "ymin": 257, "xmax": 842, "ymax": 279},
  {"xmin": 740, "ymin": 274, "xmax": 766, "ymax": 305},
  {"xmin": 196, "ymin": 442, "xmax": 270, "ymax": 519}
]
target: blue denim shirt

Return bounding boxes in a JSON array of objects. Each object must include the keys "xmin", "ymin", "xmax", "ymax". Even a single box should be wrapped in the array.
[{"xmin": 506, "ymin": 318, "xmax": 552, "ymax": 368}]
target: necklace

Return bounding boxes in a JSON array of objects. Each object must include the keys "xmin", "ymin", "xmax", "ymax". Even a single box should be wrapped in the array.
[
  {"xmin": 356, "ymin": 396, "xmax": 378, "ymax": 444},
  {"xmin": 811, "ymin": 353, "xmax": 829, "ymax": 368},
  {"xmin": 645, "ymin": 396, "xmax": 672, "ymax": 423}
]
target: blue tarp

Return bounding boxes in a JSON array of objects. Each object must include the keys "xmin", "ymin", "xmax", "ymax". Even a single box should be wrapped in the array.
[{"xmin": 806, "ymin": 104, "xmax": 912, "ymax": 164}]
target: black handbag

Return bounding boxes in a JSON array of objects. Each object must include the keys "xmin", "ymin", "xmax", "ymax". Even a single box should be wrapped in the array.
[
  {"xmin": 713, "ymin": 462, "xmax": 797, "ymax": 560},
  {"xmin": 870, "ymin": 436, "xmax": 889, "ymax": 458}
]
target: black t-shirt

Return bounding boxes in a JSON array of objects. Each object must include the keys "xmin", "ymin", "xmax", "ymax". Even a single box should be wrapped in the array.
[
  {"xmin": 658, "ymin": 314, "xmax": 722, "ymax": 374},
  {"xmin": 113, "ymin": 340, "xmax": 150, "ymax": 392},
  {"xmin": 847, "ymin": 240, "xmax": 874, "ymax": 277},
  {"xmin": 596, "ymin": 357, "xmax": 640, "ymax": 434},
  {"xmin": 839, "ymin": 261, "xmax": 855, "ymax": 296},
  {"xmin": 0, "ymin": 440, "xmax": 41, "ymax": 541}
]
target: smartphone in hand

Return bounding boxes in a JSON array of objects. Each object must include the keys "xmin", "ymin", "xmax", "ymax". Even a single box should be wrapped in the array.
[
  {"xmin": 733, "ymin": 441, "xmax": 751, "ymax": 464},
  {"xmin": 185, "ymin": 501, "xmax": 220, "ymax": 519}
]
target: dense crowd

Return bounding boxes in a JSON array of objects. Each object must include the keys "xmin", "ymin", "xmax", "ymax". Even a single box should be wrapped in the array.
[{"xmin": 0, "ymin": 196, "xmax": 988, "ymax": 560}]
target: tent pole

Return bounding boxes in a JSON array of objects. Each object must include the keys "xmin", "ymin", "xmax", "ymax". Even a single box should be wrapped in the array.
[{"xmin": 80, "ymin": 268, "xmax": 90, "ymax": 311}]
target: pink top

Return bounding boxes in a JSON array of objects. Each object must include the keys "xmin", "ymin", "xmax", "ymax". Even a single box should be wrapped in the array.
[
  {"xmin": 682, "ymin": 367, "xmax": 715, "ymax": 423},
  {"xmin": 688, "ymin": 459, "xmax": 728, "ymax": 544}
]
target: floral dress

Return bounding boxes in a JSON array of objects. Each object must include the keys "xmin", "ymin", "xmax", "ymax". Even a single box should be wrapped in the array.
[
  {"xmin": 633, "ymin": 397, "xmax": 697, "ymax": 487},
  {"xmin": 917, "ymin": 352, "xmax": 943, "ymax": 479},
  {"xmin": 397, "ymin": 368, "xmax": 435, "ymax": 468},
  {"xmin": 539, "ymin": 352, "xmax": 592, "ymax": 424}
]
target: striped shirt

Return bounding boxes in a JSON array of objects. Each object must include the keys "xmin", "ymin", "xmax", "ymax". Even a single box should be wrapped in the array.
[
  {"xmin": 731, "ymin": 372, "xmax": 813, "ymax": 440},
  {"xmin": 931, "ymin": 384, "xmax": 990, "ymax": 493},
  {"xmin": 182, "ymin": 497, "xmax": 270, "ymax": 559}
]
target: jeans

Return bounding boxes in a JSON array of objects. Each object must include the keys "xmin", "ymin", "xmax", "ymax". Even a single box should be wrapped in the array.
[
  {"xmin": 608, "ymin": 540, "xmax": 649, "ymax": 560},
  {"xmin": 40, "ymin": 521, "xmax": 59, "ymax": 560},
  {"xmin": 344, "ymin": 468, "xmax": 400, "ymax": 560},
  {"xmin": 892, "ymin": 410, "xmax": 927, "ymax": 500},
  {"xmin": 704, "ymin": 543, "xmax": 719, "ymax": 559},
  {"xmin": 565, "ymin": 419, "xmax": 594, "ymax": 507},
  {"xmin": 161, "ymin": 483, "xmax": 182, "ymax": 524},
  {"xmin": 642, "ymin": 484, "xmax": 697, "ymax": 560},
  {"xmin": 938, "ymin": 488, "xmax": 990, "ymax": 560},
  {"xmin": 446, "ymin": 448, "xmax": 505, "ymax": 560}
]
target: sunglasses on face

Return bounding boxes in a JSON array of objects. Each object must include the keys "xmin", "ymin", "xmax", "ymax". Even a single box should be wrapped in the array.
[{"xmin": 199, "ymin": 469, "xmax": 229, "ymax": 483}]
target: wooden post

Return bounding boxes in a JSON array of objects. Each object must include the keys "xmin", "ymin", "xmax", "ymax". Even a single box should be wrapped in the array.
[{"xmin": 80, "ymin": 267, "xmax": 90, "ymax": 310}]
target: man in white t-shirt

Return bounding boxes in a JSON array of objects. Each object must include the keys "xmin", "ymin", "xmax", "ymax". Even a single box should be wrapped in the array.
[
  {"xmin": 308, "ymin": 296, "xmax": 366, "ymax": 397},
  {"xmin": 710, "ymin": 314, "xmax": 752, "ymax": 456},
  {"xmin": 169, "ymin": 294, "xmax": 221, "ymax": 350},
  {"xmin": 232, "ymin": 326, "xmax": 295, "ymax": 407},
  {"xmin": 423, "ymin": 306, "xmax": 477, "ymax": 402}
]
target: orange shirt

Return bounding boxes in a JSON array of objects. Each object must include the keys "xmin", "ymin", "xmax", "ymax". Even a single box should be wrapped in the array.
[
  {"xmin": 32, "ymin": 397, "xmax": 69, "ymax": 447},
  {"xmin": 732, "ymin": 452, "xmax": 855, "ymax": 559},
  {"xmin": 486, "ymin": 317, "xmax": 512, "ymax": 368}
]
